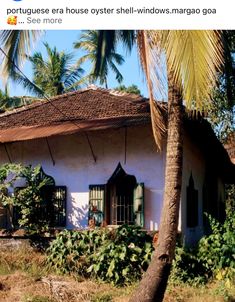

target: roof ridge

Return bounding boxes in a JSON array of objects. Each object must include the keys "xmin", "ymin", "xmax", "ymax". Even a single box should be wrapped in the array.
[{"xmin": 85, "ymin": 85, "xmax": 144, "ymax": 100}]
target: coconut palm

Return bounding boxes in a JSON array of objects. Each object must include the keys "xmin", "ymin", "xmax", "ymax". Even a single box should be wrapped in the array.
[
  {"xmin": 74, "ymin": 30, "xmax": 125, "ymax": 88},
  {"xmin": 93, "ymin": 30, "xmax": 224, "ymax": 302},
  {"xmin": 15, "ymin": 42, "xmax": 84, "ymax": 97}
]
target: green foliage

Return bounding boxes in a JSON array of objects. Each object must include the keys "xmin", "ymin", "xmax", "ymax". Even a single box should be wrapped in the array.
[
  {"xmin": 114, "ymin": 84, "xmax": 141, "ymax": 95},
  {"xmin": 208, "ymin": 31, "xmax": 235, "ymax": 140},
  {"xmin": 0, "ymin": 86, "xmax": 37, "ymax": 112},
  {"xmin": 171, "ymin": 210, "xmax": 235, "ymax": 285},
  {"xmin": 198, "ymin": 213, "xmax": 235, "ymax": 276},
  {"xmin": 47, "ymin": 225, "xmax": 154, "ymax": 286},
  {"xmin": 170, "ymin": 246, "xmax": 208, "ymax": 285},
  {"xmin": 47, "ymin": 229, "xmax": 110, "ymax": 275},
  {"xmin": 15, "ymin": 42, "xmax": 84, "ymax": 97},
  {"xmin": 0, "ymin": 163, "xmax": 54, "ymax": 234},
  {"xmin": 74, "ymin": 30, "xmax": 124, "ymax": 88},
  {"xmin": 88, "ymin": 225, "xmax": 153, "ymax": 285}
]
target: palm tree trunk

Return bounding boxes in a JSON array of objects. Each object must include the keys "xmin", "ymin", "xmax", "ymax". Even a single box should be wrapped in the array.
[{"xmin": 129, "ymin": 72, "xmax": 184, "ymax": 302}]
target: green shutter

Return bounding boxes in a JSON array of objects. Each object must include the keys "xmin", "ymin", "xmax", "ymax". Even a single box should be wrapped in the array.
[
  {"xmin": 133, "ymin": 183, "xmax": 144, "ymax": 227},
  {"xmin": 89, "ymin": 185, "xmax": 105, "ymax": 226}
]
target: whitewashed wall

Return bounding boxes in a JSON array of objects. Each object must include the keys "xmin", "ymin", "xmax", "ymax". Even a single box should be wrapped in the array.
[
  {"xmin": 180, "ymin": 131, "xmax": 206, "ymax": 245},
  {"xmin": 0, "ymin": 124, "xmax": 224, "ymax": 245},
  {"xmin": 0, "ymin": 125, "xmax": 166, "ymax": 230}
]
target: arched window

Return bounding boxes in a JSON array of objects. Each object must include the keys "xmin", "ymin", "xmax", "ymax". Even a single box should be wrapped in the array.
[{"xmin": 89, "ymin": 163, "xmax": 144, "ymax": 227}]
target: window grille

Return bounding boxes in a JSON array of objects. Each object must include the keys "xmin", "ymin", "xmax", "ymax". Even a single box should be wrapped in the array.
[
  {"xmin": 112, "ymin": 194, "xmax": 134, "ymax": 225},
  {"xmin": 13, "ymin": 185, "xmax": 66, "ymax": 228},
  {"xmin": 89, "ymin": 182, "xmax": 144, "ymax": 227},
  {"xmin": 88, "ymin": 185, "xmax": 105, "ymax": 226}
]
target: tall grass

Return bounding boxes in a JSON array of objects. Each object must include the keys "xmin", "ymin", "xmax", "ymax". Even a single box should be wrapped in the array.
[{"xmin": 0, "ymin": 246, "xmax": 49, "ymax": 278}]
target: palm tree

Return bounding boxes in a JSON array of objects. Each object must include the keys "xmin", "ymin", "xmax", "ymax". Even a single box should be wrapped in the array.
[
  {"xmin": 15, "ymin": 42, "xmax": 84, "ymax": 97},
  {"xmin": 93, "ymin": 30, "xmax": 224, "ymax": 302},
  {"xmin": 74, "ymin": 30, "xmax": 125, "ymax": 88}
]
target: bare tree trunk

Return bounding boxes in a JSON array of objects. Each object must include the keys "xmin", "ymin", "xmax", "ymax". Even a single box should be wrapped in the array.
[{"xmin": 129, "ymin": 74, "xmax": 184, "ymax": 302}]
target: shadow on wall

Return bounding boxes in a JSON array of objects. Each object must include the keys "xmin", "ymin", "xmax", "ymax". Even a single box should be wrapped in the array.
[
  {"xmin": 67, "ymin": 196, "xmax": 89, "ymax": 229},
  {"xmin": 144, "ymin": 187, "xmax": 163, "ymax": 230}
]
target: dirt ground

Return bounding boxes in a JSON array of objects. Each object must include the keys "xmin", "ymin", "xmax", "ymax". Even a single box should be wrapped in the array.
[
  {"xmin": 0, "ymin": 272, "xmax": 133, "ymax": 302},
  {"xmin": 0, "ymin": 272, "xmax": 234, "ymax": 302}
]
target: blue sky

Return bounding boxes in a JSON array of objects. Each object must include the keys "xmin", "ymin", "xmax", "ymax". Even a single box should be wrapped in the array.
[{"xmin": 2, "ymin": 30, "xmax": 150, "ymax": 97}]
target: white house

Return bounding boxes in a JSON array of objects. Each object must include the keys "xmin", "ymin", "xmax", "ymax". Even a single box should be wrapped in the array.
[{"xmin": 0, "ymin": 87, "xmax": 234, "ymax": 245}]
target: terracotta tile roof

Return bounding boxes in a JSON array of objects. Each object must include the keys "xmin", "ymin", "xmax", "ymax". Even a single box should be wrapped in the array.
[
  {"xmin": 0, "ymin": 86, "xmax": 234, "ymax": 182},
  {"xmin": 0, "ymin": 87, "xmax": 152, "ymax": 130}
]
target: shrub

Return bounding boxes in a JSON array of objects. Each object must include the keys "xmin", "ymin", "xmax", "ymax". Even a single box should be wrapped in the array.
[
  {"xmin": 170, "ymin": 245, "xmax": 208, "ymax": 285},
  {"xmin": 197, "ymin": 213, "xmax": 235, "ymax": 279},
  {"xmin": 47, "ymin": 225, "xmax": 154, "ymax": 285},
  {"xmin": 171, "ymin": 210, "xmax": 235, "ymax": 285},
  {"xmin": 88, "ymin": 225, "xmax": 153, "ymax": 285},
  {"xmin": 47, "ymin": 228, "xmax": 110, "ymax": 275},
  {"xmin": 0, "ymin": 164, "xmax": 54, "ymax": 235}
]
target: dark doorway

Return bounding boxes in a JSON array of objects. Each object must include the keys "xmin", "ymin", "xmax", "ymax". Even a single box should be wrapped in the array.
[{"xmin": 107, "ymin": 163, "xmax": 137, "ymax": 225}]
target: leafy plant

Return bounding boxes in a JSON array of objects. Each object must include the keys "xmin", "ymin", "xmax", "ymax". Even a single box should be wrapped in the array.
[
  {"xmin": 47, "ymin": 225, "xmax": 154, "ymax": 286},
  {"xmin": 88, "ymin": 225, "xmax": 153, "ymax": 285},
  {"xmin": 171, "ymin": 208, "xmax": 235, "ymax": 285},
  {"xmin": 0, "ymin": 163, "xmax": 54, "ymax": 234},
  {"xmin": 47, "ymin": 229, "xmax": 110, "ymax": 275}
]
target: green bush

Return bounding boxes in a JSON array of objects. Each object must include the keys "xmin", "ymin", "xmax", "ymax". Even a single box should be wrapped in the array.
[
  {"xmin": 88, "ymin": 225, "xmax": 153, "ymax": 285},
  {"xmin": 0, "ymin": 164, "xmax": 54, "ymax": 234},
  {"xmin": 47, "ymin": 228, "xmax": 110, "ymax": 275},
  {"xmin": 47, "ymin": 225, "xmax": 154, "ymax": 285},
  {"xmin": 198, "ymin": 214, "xmax": 235, "ymax": 272},
  {"xmin": 197, "ymin": 213, "xmax": 235, "ymax": 279},
  {"xmin": 171, "ymin": 210, "xmax": 235, "ymax": 285},
  {"xmin": 170, "ymin": 245, "xmax": 208, "ymax": 285}
]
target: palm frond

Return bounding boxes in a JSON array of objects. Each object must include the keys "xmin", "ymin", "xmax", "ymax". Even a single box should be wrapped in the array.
[
  {"xmin": 110, "ymin": 52, "xmax": 125, "ymax": 65},
  {"xmin": 94, "ymin": 31, "xmax": 117, "ymax": 77},
  {"xmin": 76, "ymin": 53, "xmax": 93, "ymax": 66},
  {"xmin": 117, "ymin": 30, "xmax": 136, "ymax": 53},
  {"xmin": 109, "ymin": 61, "xmax": 123, "ymax": 83},
  {"xmin": 63, "ymin": 65, "xmax": 85, "ymax": 88},
  {"xmin": 12, "ymin": 72, "xmax": 44, "ymax": 97},
  {"xmin": 0, "ymin": 30, "xmax": 42, "ymax": 80},
  {"xmin": 137, "ymin": 31, "xmax": 166, "ymax": 150},
  {"xmin": 160, "ymin": 30, "xmax": 224, "ymax": 111}
]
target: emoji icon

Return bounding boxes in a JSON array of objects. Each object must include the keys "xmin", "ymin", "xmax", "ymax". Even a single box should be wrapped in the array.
[{"xmin": 7, "ymin": 16, "xmax": 17, "ymax": 25}]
